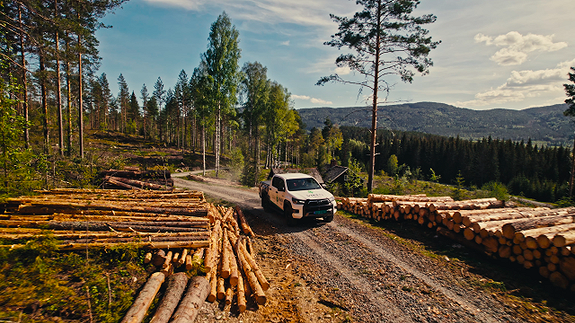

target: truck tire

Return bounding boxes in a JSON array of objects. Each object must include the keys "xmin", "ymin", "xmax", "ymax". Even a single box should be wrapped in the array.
[{"xmin": 284, "ymin": 202, "xmax": 296, "ymax": 226}]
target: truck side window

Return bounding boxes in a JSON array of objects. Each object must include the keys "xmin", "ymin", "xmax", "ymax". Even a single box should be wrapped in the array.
[{"xmin": 272, "ymin": 177, "xmax": 283, "ymax": 190}]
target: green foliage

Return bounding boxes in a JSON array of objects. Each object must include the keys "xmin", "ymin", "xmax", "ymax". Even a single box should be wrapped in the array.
[
  {"xmin": 429, "ymin": 168, "xmax": 441, "ymax": 182},
  {"xmin": 343, "ymin": 158, "xmax": 365, "ymax": 196},
  {"xmin": 336, "ymin": 125, "xmax": 572, "ymax": 203},
  {"xmin": 229, "ymin": 147, "xmax": 244, "ymax": 181},
  {"xmin": 564, "ymin": 66, "xmax": 575, "ymax": 116},
  {"xmin": 481, "ymin": 181, "xmax": 509, "ymax": 201},
  {"xmin": 556, "ymin": 197, "xmax": 575, "ymax": 207},
  {"xmin": 0, "ymin": 237, "xmax": 148, "ymax": 323},
  {"xmin": 387, "ymin": 154, "xmax": 398, "ymax": 177},
  {"xmin": 317, "ymin": 0, "xmax": 439, "ymax": 89},
  {"xmin": 452, "ymin": 171, "xmax": 465, "ymax": 201},
  {"xmin": 0, "ymin": 78, "xmax": 44, "ymax": 196}
]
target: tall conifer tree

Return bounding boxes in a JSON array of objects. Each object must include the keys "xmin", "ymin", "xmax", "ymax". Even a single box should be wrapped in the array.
[{"xmin": 317, "ymin": 0, "xmax": 440, "ymax": 192}]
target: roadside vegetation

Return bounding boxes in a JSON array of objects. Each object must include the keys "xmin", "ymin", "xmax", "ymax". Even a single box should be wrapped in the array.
[{"xmin": 0, "ymin": 235, "xmax": 150, "ymax": 322}]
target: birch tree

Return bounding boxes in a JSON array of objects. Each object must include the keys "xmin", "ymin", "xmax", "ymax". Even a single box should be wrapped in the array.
[{"xmin": 202, "ymin": 12, "xmax": 241, "ymax": 177}]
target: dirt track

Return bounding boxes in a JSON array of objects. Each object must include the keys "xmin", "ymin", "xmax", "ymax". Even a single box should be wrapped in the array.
[{"xmin": 173, "ymin": 174, "xmax": 575, "ymax": 323}]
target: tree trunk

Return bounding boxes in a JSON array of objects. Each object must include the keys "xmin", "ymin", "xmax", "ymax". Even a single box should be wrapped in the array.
[
  {"xmin": 18, "ymin": 5, "xmax": 29, "ymax": 149},
  {"xmin": 202, "ymin": 124, "xmax": 206, "ymax": 176},
  {"xmin": 149, "ymin": 272, "xmax": 189, "ymax": 323},
  {"xmin": 502, "ymin": 215, "xmax": 575, "ymax": 240},
  {"xmin": 254, "ymin": 130, "xmax": 260, "ymax": 187},
  {"xmin": 120, "ymin": 272, "xmax": 166, "ymax": 323},
  {"xmin": 65, "ymin": 35, "xmax": 73, "ymax": 156},
  {"xmin": 459, "ymin": 207, "xmax": 559, "ymax": 227},
  {"xmin": 170, "ymin": 276, "xmax": 210, "ymax": 323},
  {"xmin": 78, "ymin": 30, "xmax": 84, "ymax": 159},
  {"xmin": 515, "ymin": 223, "xmax": 575, "ymax": 244},
  {"xmin": 552, "ymin": 230, "xmax": 575, "ymax": 248},
  {"xmin": 367, "ymin": 2, "xmax": 382, "ymax": 193},
  {"xmin": 39, "ymin": 52, "xmax": 50, "ymax": 155},
  {"xmin": 570, "ymin": 135, "xmax": 575, "ymax": 198},
  {"xmin": 54, "ymin": 0, "xmax": 64, "ymax": 156},
  {"xmin": 215, "ymin": 103, "xmax": 221, "ymax": 177},
  {"xmin": 105, "ymin": 176, "xmax": 170, "ymax": 190}
]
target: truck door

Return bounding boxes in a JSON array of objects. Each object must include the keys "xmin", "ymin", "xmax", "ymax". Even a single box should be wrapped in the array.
[{"xmin": 271, "ymin": 176, "xmax": 285, "ymax": 208}]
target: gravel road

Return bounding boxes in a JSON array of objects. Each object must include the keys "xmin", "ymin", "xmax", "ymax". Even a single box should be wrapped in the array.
[{"xmin": 173, "ymin": 174, "xmax": 570, "ymax": 323}]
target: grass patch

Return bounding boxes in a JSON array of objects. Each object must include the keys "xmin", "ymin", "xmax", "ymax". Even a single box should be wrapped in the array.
[{"xmin": 0, "ymin": 235, "xmax": 150, "ymax": 322}]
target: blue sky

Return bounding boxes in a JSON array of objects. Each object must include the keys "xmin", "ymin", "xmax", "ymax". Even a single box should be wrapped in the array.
[{"xmin": 96, "ymin": 0, "xmax": 575, "ymax": 110}]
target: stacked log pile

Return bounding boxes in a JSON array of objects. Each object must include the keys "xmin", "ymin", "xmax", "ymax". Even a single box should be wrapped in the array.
[
  {"xmin": 102, "ymin": 167, "xmax": 174, "ymax": 190},
  {"xmin": 122, "ymin": 205, "xmax": 266, "ymax": 322},
  {"xmin": 338, "ymin": 194, "xmax": 575, "ymax": 291},
  {"xmin": 1, "ymin": 188, "xmax": 268, "ymax": 321},
  {"xmin": 0, "ymin": 189, "xmax": 209, "ymax": 250}
]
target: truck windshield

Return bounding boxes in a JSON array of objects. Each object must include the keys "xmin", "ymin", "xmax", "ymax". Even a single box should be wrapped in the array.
[{"xmin": 286, "ymin": 178, "xmax": 322, "ymax": 191}]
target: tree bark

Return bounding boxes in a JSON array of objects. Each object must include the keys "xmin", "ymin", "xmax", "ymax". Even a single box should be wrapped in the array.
[
  {"xmin": 235, "ymin": 206, "xmax": 255, "ymax": 238},
  {"xmin": 78, "ymin": 28, "xmax": 84, "ymax": 158},
  {"xmin": 120, "ymin": 272, "xmax": 166, "ymax": 323},
  {"xmin": 514, "ymin": 223, "xmax": 575, "ymax": 244},
  {"xmin": 105, "ymin": 176, "xmax": 171, "ymax": 190},
  {"xmin": 149, "ymin": 272, "xmax": 189, "ymax": 323},
  {"xmin": 54, "ymin": 0, "xmax": 64, "ymax": 156},
  {"xmin": 18, "ymin": 5, "xmax": 29, "ymax": 148},
  {"xmin": 367, "ymin": 1, "xmax": 382, "ymax": 193},
  {"xmin": 170, "ymin": 276, "xmax": 210, "ymax": 323},
  {"xmin": 502, "ymin": 215, "xmax": 575, "ymax": 240},
  {"xmin": 65, "ymin": 35, "xmax": 73, "ymax": 156},
  {"xmin": 459, "ymin": 207, "xmax": 557, "ymax": 227},
  {"xmin": 39, "ymin": 51, "xmax": 50, "ymax": 155},
  {"xmin": 570, "ymin": 135, "xmax": 575, "ymax": 198}
]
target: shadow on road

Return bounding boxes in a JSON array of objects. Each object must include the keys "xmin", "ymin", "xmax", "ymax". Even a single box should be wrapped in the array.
[{"xmin": 239, "ymin": 204, "xmax": 331, "ymax": 236}]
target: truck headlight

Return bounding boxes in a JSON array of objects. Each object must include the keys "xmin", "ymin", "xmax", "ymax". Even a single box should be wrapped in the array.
[
  {"xmin": 292, "ymin": 198, "xmax": 306, "ymax": 204},
  {"xmin": 328, "ymin": 196, "xmax": 335, "ymax": 202}
]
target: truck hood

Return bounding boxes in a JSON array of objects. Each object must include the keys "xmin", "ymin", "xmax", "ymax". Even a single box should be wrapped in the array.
[{"xmin": 290, "ymin": 189, "xmax": 333, "ymax": 200}]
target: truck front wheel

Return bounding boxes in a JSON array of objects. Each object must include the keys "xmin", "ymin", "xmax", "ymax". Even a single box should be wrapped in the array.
[{"xmin": 284, "ymin": 202, "xmax": 296, "ymax": 226}]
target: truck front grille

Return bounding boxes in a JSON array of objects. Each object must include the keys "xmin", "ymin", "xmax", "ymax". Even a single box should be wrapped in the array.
[{"xmin": 303, "ymin": 199, "xmax": 332, "ymax": 217}]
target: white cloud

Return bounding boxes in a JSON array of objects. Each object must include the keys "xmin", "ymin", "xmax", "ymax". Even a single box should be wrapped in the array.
[
  {"xmin": 456, "ymin": 59, "xmax": 573, "ymax": 108},
  {"xmin": 475, "ymin": 31, "xmax": 567, "ymax": 66},
  {"xmin": 144, "ymin": 0, "xmax": 355, "ymax": 28},
  {"xmin": 310, "ymin": 98, "xmax": 333, "ymax": 105},
  {"xmin": 292, "ymin": 94, "xmax": 332, "ymax": 105},
  {"xmin": 334, "ymin": 66, "xmax": 351, "ymax": 76},
  {"xmin": 281, "ymin": 40, "xmax": 290, "ymax": 46}
]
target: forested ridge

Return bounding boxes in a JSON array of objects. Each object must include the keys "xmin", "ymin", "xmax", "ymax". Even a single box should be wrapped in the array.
[
  {"xmin": 298, "ymin": 102, "xmax": 573, "ymax": 146},
  {"xmin": 335, "ymin": 125, "xmax": 571, "ymax": 203}
]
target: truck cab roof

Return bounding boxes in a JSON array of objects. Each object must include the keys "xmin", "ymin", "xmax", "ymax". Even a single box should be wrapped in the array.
[{"xmin": 273, "ymin": 173, "xmax": 314, "ymax": 180}]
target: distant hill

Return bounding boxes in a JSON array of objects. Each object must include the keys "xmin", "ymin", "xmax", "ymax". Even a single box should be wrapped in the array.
[{"xmin": 297, "ymin": 102, "xmax": 573, "ymax": 146}]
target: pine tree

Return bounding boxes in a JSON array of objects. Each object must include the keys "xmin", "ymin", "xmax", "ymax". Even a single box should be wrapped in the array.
[
  {"xmin": 317, "ymin": 0, "xmax": 440, "ymax": 192},
  {"xmin": 563, "ymin": 66, "xmax": 575, "ymax": 197}
]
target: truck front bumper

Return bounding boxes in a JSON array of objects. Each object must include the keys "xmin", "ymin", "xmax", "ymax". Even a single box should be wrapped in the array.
[{"xmin": 292, "ymin": 199, "xmax": 337, "ymax": 219}]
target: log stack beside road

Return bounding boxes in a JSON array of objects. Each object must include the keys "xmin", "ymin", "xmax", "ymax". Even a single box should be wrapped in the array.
[
  {"xmin": 0, "ymin": 188, "xmax": 268, "ymax": 321},
  {"xmin": 102, "ymin": 167, "xmax": 174, "ymax": 190},
  {"xmin": 338, "ymin": 194, "xmax": 575, "ymax": 291}
]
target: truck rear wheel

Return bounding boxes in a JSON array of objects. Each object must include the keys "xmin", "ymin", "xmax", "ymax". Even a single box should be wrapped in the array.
[
  {"xmin": 261, "ymin": 193, "xmax": 271, "ymax": 211},
  {"xmin": 284, "ymin": 202, "xmax": 296, "ymax": 226}
]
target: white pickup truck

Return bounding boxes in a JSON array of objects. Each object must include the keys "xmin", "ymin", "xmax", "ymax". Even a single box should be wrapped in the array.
[{"xmin": 259, "ymin": 173, "xmax": 337, "ymax": 224}]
